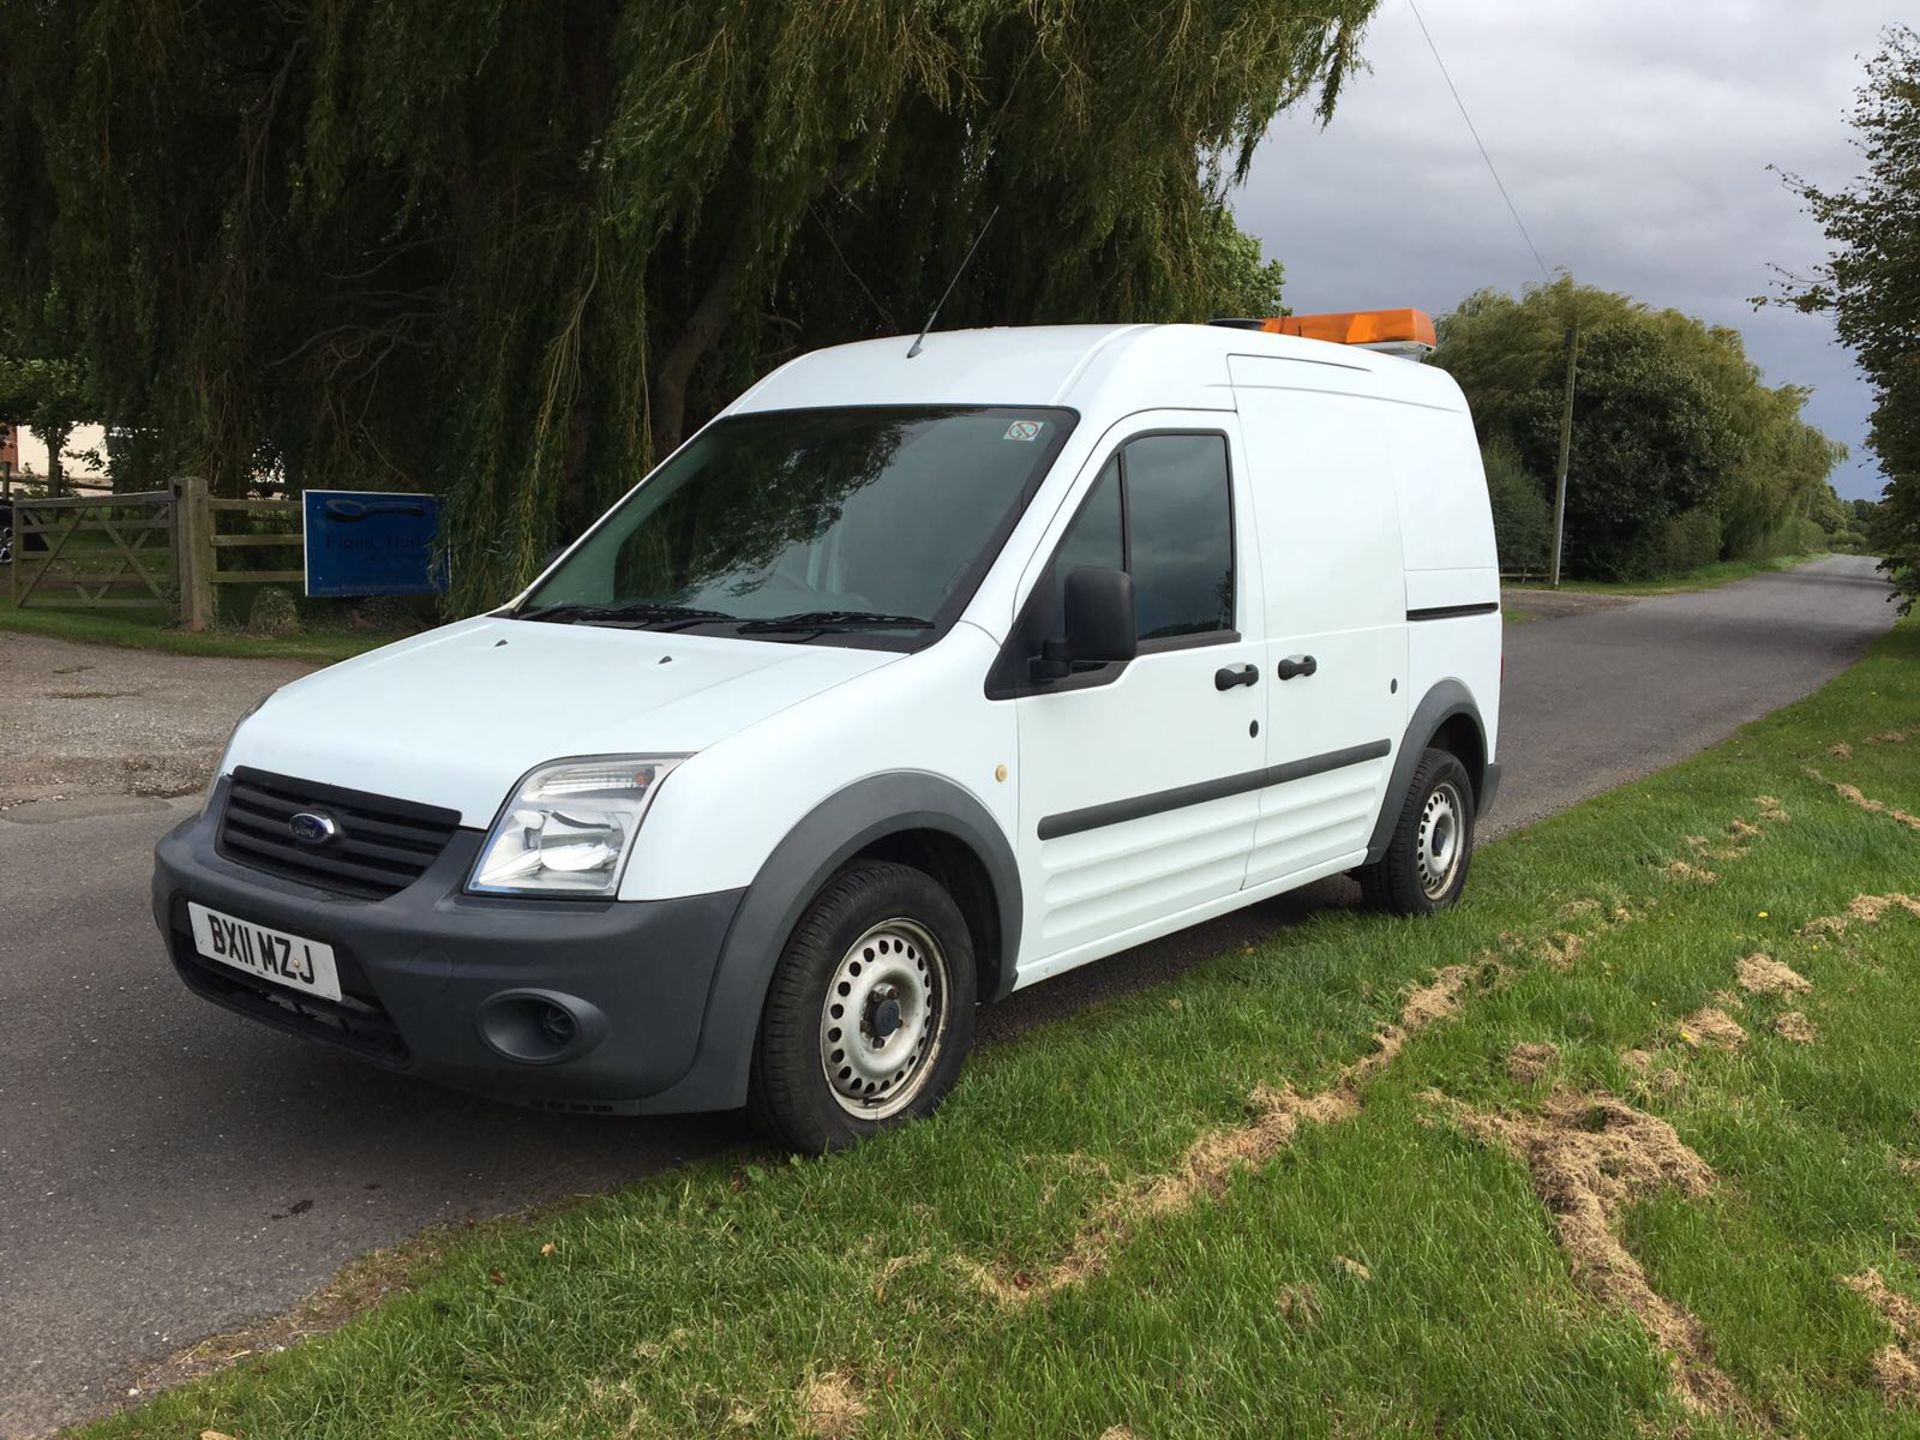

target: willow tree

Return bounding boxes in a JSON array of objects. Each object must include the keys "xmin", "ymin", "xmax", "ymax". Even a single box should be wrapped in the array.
[{"xmin": 0, "ymin": 0, "xmax": 1371, "ymax": 609}]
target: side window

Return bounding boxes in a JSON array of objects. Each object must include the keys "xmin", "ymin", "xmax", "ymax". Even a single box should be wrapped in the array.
[
  {"xmin": 1050, "ymin": 456, "xmax": 1122, "ymax": 620},
  {"xmin": 1045, "ymin": 433, "xmax": 1234, "ymax": 645},
  {"xmin": 1125, "ymin": 435, "xmax": 1234, "ymax": 640}
]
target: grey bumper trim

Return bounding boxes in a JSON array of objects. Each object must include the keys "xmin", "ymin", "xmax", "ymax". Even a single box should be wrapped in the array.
[
  {"xmin": 1478, "ymin": 761, "xmax": 1502, "ymax": 819},
  {"xmin": 153, "ymin": 779, "xmax": 745, "ymax": 1113}
]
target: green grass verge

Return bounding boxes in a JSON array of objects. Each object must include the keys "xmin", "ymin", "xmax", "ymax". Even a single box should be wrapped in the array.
[
  {"xmin": 0, "ymin": 592, "xmax": 398, "ymax": 663},
  {"xmin": 79, "ymin": 623, "xmax": 1920, "ymax": 1438},
  {"xmin": 1511, "ymin": 553, "xmax": 1823, "ymax": 596}
]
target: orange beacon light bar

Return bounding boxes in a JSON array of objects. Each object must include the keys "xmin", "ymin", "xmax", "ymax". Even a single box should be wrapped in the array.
[
  {"xmin": 1211, "ymin": 308, "xmax": 1437, "ymax": 357},
  {"xmin": 1264, "ymin": 308, "xmax": 1437, "ymax": 353}
]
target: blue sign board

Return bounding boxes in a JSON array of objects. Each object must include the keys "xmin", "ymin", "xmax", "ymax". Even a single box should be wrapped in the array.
[{"xmin": 302, "ymin": 490, "xmax": 449, "ymax": 598}]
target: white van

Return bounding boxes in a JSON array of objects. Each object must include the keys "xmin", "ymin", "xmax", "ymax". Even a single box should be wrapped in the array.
[{"xmin": 153, "ymin": 316, "xmax": 1501, "ymax": 1152}]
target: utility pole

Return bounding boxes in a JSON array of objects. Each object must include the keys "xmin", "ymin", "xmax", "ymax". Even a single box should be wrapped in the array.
[{"xmin": 1548, "ymin": 324, "xmax": 1579, "ymax": 589}]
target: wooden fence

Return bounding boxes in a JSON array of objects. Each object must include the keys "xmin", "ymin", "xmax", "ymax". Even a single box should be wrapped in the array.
[
  {"xmin": 173, "ymin": 476, "xmax": 305, "ymax": 631},
  {"xmin": 9, "ymin": 476, "xmax": 306, "ymax": 629}
]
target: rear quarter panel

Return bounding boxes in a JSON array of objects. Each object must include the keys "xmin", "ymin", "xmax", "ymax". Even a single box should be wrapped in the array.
[{"xmin": 1393, "ymin": 396, "xmax": 1502, "ymax": 762}]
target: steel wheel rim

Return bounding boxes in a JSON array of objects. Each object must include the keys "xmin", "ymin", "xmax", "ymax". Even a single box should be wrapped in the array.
[
  {"xmin": 1417, "ymin": 780, "xmax": 1465, "ymax": 899},
  {"xmin": 819, "ymin": 917, "xmax": 948, "ymax": 1119}
]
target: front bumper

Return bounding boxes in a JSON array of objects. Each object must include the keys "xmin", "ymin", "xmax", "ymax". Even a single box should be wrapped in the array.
[{"xmin": 152, "ymin": 782, "xmax": 745, "ymax": 1113}]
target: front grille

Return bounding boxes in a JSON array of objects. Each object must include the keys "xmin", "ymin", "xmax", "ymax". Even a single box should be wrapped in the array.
[{"xmin": 218, "ymin": 766, "xmax": 462, "ymax": 899}]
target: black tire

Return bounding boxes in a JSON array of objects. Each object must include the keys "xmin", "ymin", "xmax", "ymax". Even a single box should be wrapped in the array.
[
  {"xmin": 1356, "ymin": 747, "xmax": 1476, "ymax": 916},
  {"xmin": 746, "ymin": 860, "xmax": 977, "ymax": 1153}
]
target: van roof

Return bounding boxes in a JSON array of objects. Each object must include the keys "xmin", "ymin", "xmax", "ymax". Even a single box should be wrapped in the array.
[{"xmin": 727, "ymin": 323, "xmax": 1467, "ymax": 420}]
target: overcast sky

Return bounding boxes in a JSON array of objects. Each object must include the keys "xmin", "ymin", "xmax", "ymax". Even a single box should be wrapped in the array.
[{"xmin": 1233, "ymin": 0, "xmax": 1892, "ymax": 500}]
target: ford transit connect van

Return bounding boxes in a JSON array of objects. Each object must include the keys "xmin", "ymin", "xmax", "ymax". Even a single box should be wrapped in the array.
[{"xmin": 153, "ymin": 316, "xmax": 1501, "ymax": 1152}]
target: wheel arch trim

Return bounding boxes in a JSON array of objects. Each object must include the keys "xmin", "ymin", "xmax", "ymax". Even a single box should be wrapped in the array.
[
  {"xmin": 1365, "ymin": 679, "xmax": 1488, "ymax": 864},
  {"xmin": 639, "ymin": 770, "xmax": 1020, "ymax": 1113}
]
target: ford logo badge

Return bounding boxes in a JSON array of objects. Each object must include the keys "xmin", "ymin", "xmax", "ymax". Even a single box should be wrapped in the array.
[{"xmin": 289, "ymin": 811, "xmax": 339, "ymax": 845}]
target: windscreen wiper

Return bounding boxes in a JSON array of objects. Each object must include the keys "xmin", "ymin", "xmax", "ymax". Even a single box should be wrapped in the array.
[
  {"xmin": 513, "ymin": 601, "xmax": 735, "ymax": 629},
  {"xmin": 735, "ymin": 610, "xmax": 935, "ymax": 634}
]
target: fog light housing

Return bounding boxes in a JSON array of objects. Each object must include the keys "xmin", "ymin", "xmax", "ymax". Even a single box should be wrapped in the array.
[{"xmin": 477, "ymin": 989, "xmax": 607, "ymax": 1065}]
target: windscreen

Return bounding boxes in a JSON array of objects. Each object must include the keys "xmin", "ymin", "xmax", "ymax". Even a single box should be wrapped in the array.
[{"xmin": 521, "ymin": 406, "xmax": 1074, "ymax": 638}]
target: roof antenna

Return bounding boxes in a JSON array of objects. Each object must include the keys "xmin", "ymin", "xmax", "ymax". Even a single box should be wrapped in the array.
[{"xmin": 907, "ymin": 205, "xmax": 999, "ymax": 358}]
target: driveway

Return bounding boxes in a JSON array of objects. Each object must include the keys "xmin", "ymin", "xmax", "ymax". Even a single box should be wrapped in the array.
[
  {"xmin": 0, "ymin": 554, "xmax": 1897, "ymax": 1436},
  {"xmin": 0, "ymin": 632, "xmax": 312, "ymax": 811}
]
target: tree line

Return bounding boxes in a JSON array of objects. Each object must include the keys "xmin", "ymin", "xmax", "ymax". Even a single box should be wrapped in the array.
[
  {"xmin": 1431, "ymin": 275, "xmax": 1853, "ymax": 582},
  {"xmin": 1, "ymin": 5, "xmax": 1899, "ymax": 614}
]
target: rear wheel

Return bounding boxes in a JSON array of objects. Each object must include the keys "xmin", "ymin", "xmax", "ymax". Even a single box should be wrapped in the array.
[
  {"xmin": 1357, "ymin": 747, "xmax": 1475, "ymax": 915},
  {"xmin": 746, "ymin": 860, "xmax": 976, "ymax": 1153}
]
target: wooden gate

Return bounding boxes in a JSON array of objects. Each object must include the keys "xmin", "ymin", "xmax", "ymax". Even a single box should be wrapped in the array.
[
  {"xmin": 8, "ymin": 490, "xmax": 178, "ymax": 609},
  {"xmin": 7, "ymin": 478, "xmax": 329, "ymax": 629}
]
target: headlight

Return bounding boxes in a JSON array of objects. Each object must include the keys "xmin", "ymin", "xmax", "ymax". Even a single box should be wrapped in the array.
[{"xmin": 468, "ymin": 756, "xmax": 685, "ymax": 897}]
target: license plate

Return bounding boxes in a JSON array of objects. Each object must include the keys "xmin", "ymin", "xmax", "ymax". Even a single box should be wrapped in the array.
[{"xmin": 187, "ymin": 902, "xmax": 342, "ymax": 1004}]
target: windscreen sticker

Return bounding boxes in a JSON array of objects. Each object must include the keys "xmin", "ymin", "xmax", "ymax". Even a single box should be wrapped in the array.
[{"xmin": 1003, "ymin": 420, "xmax": 1042, "ymax": 442}]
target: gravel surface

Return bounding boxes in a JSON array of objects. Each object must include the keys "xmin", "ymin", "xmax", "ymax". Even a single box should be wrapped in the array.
[
  {"xmin": 0, "ymin": 632, "xmax": 311, "ymax": 811},
  {"xmin": 1500, "ymin": 586, "xmax": 1634, "ymax": 622}
]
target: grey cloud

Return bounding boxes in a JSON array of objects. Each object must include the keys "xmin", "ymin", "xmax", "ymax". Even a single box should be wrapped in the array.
[{"xmin": 1231, "ymin": 0, "xmax": 1891, "ymax": 497}]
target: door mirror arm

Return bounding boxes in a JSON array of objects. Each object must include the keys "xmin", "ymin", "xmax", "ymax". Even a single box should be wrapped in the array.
[{"xmin": 1029, "ymin": 638, "xmax": 1074, "ymax": 683}]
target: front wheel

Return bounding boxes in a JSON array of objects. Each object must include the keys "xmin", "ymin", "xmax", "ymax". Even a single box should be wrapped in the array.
[
  {"xmin": 1357, "ymin": 748, "xmax": 1476, "ymax": 915},
  {"xmin": 746, "ymin": 861, "xmax": 977, "ymax": 1153}
]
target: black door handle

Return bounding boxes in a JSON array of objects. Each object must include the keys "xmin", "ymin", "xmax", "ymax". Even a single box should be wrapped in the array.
[
  {"xmin": 1214, "ymin": 664, "xmax": 1260, "ymax": 691},
  {"xmin": 1276, "ymin": 654, "xmax": 1318, "ymax": 681}
]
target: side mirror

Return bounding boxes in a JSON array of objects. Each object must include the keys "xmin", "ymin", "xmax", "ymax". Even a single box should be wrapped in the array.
[
  {"xmin": 540, "ymin": 544, "xmax": 568, "ymax": 571},
  {"xmin": 1030, "ymin": 567, "xmax": 1137, "ymax": 681},
  {"xmin": 1064, "ymin": 567, "xmax": 1138, "ymax": 664}
]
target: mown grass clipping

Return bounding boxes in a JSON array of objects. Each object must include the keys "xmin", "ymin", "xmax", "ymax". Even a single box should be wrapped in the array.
[{"xmin": 88, "ymin": 622, "xmax": 1920, "ymax": 1439}]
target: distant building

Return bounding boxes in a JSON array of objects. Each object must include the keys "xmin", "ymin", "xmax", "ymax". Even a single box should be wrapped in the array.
[{"xmin": 12, "ymin": 423, "xmax": 109, "ymax": 487}]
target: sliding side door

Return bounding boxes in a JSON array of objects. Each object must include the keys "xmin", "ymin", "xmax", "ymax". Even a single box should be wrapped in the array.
[{"xmin": 1229, "ymin": 358, "xmax": 1408, "ymax": 887}]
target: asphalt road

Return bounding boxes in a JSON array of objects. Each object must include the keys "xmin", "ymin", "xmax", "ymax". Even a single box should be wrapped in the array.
[{"xmin": 0, "ymin": 554, "xmax": 1896, "ymax": 1436}]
